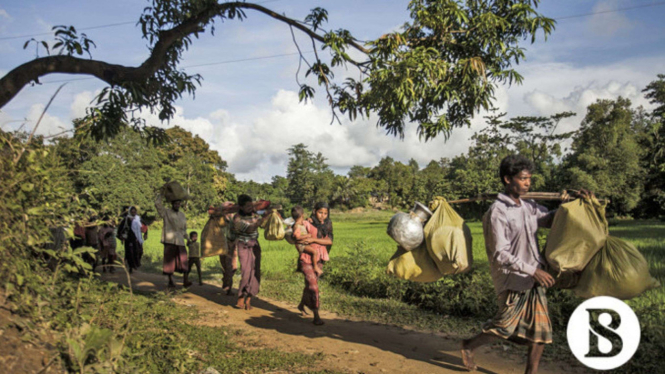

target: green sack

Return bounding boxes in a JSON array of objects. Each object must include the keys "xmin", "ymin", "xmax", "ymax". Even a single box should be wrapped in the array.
[
  {"xmin": 264, "ymin": 210, "xmax": 285, "ymax": 241},
  {"xmin": 387, "ymin": 243, "xmax": 442, "ymax": 283},
  {"xmin": 573, "ymin": 236, "xmax": 660, "ymax": 300},
  {"xmin": 422, "ymin": 197, "xmax": 473, "ymax": 275},
  {"xmin": 546, "ymin": 197, "xmax": 608, "ymax": 273}
]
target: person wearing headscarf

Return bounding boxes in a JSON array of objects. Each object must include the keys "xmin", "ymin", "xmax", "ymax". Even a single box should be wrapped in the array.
[
  {"xmin": 231, "ymin": 194, "xmax": 272, "ymax": 310},
  {"xmin": 118, "ymin": 206, "xmax": 143, "ymax": 273},
  {"xmin": 296, "ymin": 201, "xmax": 333, "ymax": 325}
]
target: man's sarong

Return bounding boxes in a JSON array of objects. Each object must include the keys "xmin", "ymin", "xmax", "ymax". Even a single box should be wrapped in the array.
[{"xmin": 482, "ymin": 286, "xmax": 552, "ymax": 344}]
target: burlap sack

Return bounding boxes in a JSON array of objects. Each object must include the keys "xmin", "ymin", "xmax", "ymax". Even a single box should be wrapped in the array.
[
  {"xmin": 573, "ymin": 236, "xmax": 660, "ymax": 300},
  {"xmin": 163, "ymin": 180, "xmax": 191, "ymax": 202},
  {"xmin": 545, "ymin": 197, "xmax": 608, "ymax": 273},
  {"xmin": 423, "ymin": 197, "xmax": 473, "ymax": 275},
  {"xmin": 387, "ymin": 243, "xmax": 442, "ymax": 283},
  {"xmin": 200, "ymin": 215, "xmax": 229, "ymax": 258}
]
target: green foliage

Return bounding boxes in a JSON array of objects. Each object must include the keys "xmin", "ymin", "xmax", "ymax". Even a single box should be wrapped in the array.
[
  {"xmin": 286, "ymin": 143, "xmax": 335, "ymax": 209},
  {"xmin": 563, "ymin": 98, "xmax": 644, "ymax": 215},
  {"xmin": 54, "ymin": 125, "xmax": 231, "ymax": 217},
  {"xmin": 337, "ymin": 0, "xmax": 555, "ymax": 139},
  {"xmin": 638, "ymin": 74, "xmax": 665, "ymax": 218},
  {"xmin": 8, "ymin": 0, "xmax": 555, "ymax": 142}
]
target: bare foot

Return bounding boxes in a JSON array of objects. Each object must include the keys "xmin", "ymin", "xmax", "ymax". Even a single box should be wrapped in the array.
[
  {"xmin": 460, "ymin": 342, "xmax": 477, "ymax": 371},
  {"xmin": 315, "ymin": 267, "xmax": 323, "ymax": 276},
  {"xmin": 297, "ymin": 303, "xmax": 309, "ymax": 316},
  {"xmin": 245, "ymin": 296, "xmax": 252, "ymax": 310},
  {"xmin": 313, "ymin": 318, "xmax": 325, "ymax": 326},
  {"xmin": 234, "ymin": 298, "xmax": 245, "ymax": 309}
]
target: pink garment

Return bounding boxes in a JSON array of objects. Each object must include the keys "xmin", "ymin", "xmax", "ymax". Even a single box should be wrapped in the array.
[{"xmin": 298, "ymin": 220, "xmax": 329, "ymax": 264}]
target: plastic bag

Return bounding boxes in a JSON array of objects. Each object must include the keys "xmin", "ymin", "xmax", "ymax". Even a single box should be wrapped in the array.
[
  {"xmin": 546, "ymin": 197, "xmax": 608, "ymax": 273},
  {"xmin": 264, "ymin": 210, "xmax": 285, "ymax": 241},
  {"xmin": 422, "ymin": 197, "xmax": 473, "ymax": 275},
  {"xmin": 386, "ymin": 243, "xmax": 442, "ymax": 283},
  {"xmin": 573, "ymin": 236, "xmax": 660, "ymax": 300}
]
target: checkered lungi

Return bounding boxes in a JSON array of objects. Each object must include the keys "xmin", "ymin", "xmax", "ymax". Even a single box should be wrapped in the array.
[{"xmin": 482, "ymin": 286, "xmax": 553, "ymax": 344}]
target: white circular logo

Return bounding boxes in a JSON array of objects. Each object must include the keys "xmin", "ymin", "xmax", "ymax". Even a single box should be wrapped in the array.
[{"xmin": 567, "ymin": 296, "xmax": 640, "ymax": 370}]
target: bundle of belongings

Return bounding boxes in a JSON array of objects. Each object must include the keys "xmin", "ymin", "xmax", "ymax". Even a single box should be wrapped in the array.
[
  {"xmin": 387, "ymin": 197, "xmax": 473, "ymax": 282},
  {"xmin": 263, "ymin": 210, "xmax": 285, "ymax": 241},
  {"xmin": 200, "ymin": 203, "xmax": 233, "ymax": 258},
  {"xmin": 545, "ymin": 196, "xmax": 660, "ymax": 300},
  {"xmin": 163, "ymin": 180, "xmax": 191, "ymax": 202}
]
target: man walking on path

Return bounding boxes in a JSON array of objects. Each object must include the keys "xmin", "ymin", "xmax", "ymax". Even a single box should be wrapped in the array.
[
  {"xmin": 461, "ymin": 155, "xmax": 557, "ymax": 374},
  {"xmin": 156, "ymin": 190, "xmax": 189, "ymax": 288}
]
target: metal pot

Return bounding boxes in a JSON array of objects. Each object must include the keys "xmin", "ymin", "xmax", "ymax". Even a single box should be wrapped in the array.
[{"xmin": 386, "ymin": 201, "xmax": 432, "ymax": 251}]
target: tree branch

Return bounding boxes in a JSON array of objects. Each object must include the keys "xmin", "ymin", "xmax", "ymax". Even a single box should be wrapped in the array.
[{"xmin": 0, "ymin": 1, "xmax": 369, "ymax": 110}]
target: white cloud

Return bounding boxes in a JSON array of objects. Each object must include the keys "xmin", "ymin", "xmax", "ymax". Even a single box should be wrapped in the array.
[
  {"xmin": 0, "ymin": 9, "xmax": 10, "ymax": 21},
  {"xmin": 26, "ymin": 103, "xmax": 70, "ymax": 137},
  {"xmin": 4, "ymin": 53, "xmax": 662, "ymax": 184},
  {"xmin": 587, "ymin": 0, "xmax": 633, "ymax": 37},
  {"xmin": 70, "ymin": 91, "xmax": 96, "ymax": 119}
]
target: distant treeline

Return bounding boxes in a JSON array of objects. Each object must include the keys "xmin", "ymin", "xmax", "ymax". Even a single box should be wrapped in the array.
[{"xmin": 48, "ymin": 74, "xmax": 665, "ymax": 220}]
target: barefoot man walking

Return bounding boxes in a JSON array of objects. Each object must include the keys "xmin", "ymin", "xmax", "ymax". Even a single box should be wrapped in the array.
[{"xmin": 461, "ymin": 155, "xmax": 556, "ymax": 374}]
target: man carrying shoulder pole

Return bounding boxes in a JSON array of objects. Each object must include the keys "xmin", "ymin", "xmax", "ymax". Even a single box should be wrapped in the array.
[{"xmin": 461, "ymin": 154, "xmax": 591, "ymax": 374}]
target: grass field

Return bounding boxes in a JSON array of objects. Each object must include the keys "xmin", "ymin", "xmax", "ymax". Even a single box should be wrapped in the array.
[{"xmin": 129, "ymin": 211, "xmax": 665, "ymax": 373}]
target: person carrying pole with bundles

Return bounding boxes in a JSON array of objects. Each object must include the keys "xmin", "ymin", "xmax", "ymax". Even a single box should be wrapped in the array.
[{"xmin": 460, "ymin": 154, "xmax": 593, "ymax": 374}]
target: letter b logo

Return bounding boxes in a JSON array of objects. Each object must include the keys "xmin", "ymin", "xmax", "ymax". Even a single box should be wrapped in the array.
[{"xmin": 567, "ymin": 297, "xmax": 640, "ymax": 370}]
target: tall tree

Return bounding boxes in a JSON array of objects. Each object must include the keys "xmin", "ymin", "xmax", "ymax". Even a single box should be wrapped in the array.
[
  {"xmin": 1, "ymin": 1, "xmax": 553, "ymax": 141},
  {"xmin": 286, "ymin": 143, "xmax": 334, "ymax": 208},
  {"xmin": 478, "ymin": 111, "xmax": 577, "ymax": 190},
  {"xmin": 563, "ymin": 98, "xmax": 644, "ymax": 215},
  {"xmin": 638, "ymin": 74, "xmax": 665, "ymax": 217}
]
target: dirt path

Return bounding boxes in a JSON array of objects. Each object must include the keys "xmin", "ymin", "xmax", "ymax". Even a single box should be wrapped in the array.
[{"xmin": 102, "ymin": 270, "xmax": 582, "ymax": 374}]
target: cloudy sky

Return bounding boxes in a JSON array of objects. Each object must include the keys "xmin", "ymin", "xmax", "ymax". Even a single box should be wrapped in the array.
[{"xmin": 1, "ymin": 0, "xmax": 664, "ymax": 181}]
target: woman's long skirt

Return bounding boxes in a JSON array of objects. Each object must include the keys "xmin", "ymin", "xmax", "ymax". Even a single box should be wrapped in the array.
[{"xmin": 237, "ymin": 239, "xmax": 261, "ymax": 297}]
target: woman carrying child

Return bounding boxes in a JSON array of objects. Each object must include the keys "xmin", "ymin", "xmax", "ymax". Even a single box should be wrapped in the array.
[{"xmin": 295, "ymin": 202, "xmax": 333, "ymax": 325}]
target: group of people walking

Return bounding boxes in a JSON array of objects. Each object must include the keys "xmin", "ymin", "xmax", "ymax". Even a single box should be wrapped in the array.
[
  {"xmin": 70, "ymin": 208, "xmax": 147, "ymax": 274},
  {"xmin": 153, "ymin": 188, "xmax": 334, "ymax": 325},
  {"xmin": 79, "ymin": 153, "xmax": 580, "ymax": 372}
]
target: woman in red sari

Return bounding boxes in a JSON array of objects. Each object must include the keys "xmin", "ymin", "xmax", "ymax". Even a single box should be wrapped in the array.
[{"xmin": 296, "ymin": 202, "xmax": 333, "ymax": 325}]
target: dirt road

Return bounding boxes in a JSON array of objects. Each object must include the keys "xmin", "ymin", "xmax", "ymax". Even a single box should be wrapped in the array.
[{"xmin": 102, "ymin": 270, "xmax": 584, "ymax": 374}]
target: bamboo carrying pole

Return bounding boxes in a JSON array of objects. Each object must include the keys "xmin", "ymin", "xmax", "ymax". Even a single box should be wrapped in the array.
[{"xmin": 448, "ymin": 190, "xmax": 610, "ymax": 204}]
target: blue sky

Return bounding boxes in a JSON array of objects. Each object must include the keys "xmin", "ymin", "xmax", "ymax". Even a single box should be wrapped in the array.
[{"xmin": 1, "ymin": 0, "xmax": 664, "ymax": 181}]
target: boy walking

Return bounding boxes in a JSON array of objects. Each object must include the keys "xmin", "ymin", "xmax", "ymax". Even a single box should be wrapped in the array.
[{"xmin": 185, "ymin": 231, "xmax": 202, "ymax": 287}]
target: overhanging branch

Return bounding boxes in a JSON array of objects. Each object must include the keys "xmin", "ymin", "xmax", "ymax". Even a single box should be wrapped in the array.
[{"xmin": 0, "ymin": 1, "xmax": 369, "ymax": 110}]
